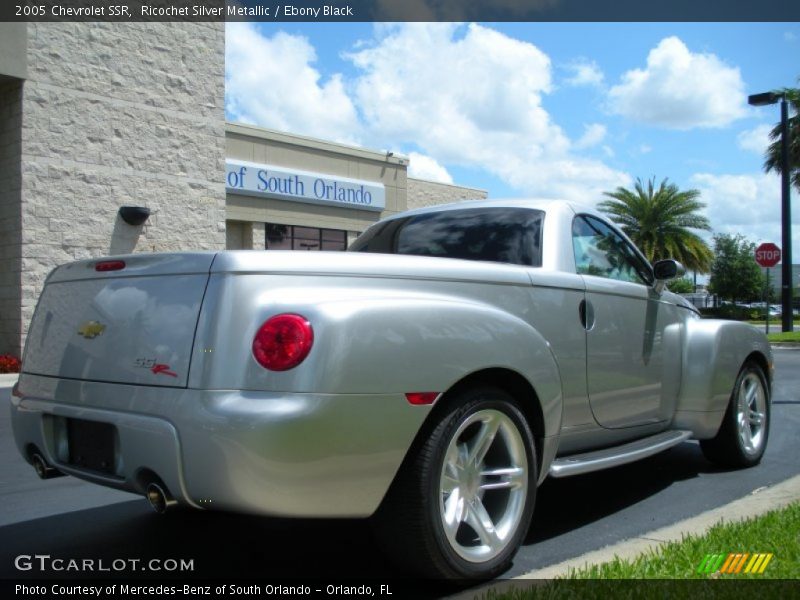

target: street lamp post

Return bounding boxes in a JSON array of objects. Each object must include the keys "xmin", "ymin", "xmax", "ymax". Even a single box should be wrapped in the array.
[{"xmin": 748, "ymin": 91, "xmax": 793, "ymax": 332}]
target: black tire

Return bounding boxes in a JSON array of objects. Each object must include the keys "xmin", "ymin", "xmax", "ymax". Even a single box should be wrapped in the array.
[
  {"xmin": 372, "ymin": 387, "xmax": 537, "ymax": 580},
  {"xmin": 700, "ymin": 361, "xmax": 770, "ymax": 468}
]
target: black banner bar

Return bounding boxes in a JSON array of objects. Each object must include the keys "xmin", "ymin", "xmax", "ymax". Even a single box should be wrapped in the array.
[
  {"xmin": 4, "ymin": 578, "xmax": 800, "ymax": 599},
  {"xmin": 2, "ymin": 0, "xmax": 800, "ymax": 23}
]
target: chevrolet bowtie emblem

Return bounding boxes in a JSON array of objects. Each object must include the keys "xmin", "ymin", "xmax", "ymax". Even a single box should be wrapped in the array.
[{"xmin": 77, "ymin": 321, "xmax": 106, "ymax": 339}]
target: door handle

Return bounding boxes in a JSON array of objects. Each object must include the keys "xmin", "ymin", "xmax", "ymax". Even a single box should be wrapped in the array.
[{"xmin": 579, "ymin": 299, "xmax": 595, "ymax": 330}]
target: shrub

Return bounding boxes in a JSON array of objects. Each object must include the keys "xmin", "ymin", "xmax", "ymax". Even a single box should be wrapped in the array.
[
  {"xmin": 698, "ymin": 305, "xmax": 754, "ymax": 321},
  {"xmin": 0, "ymin": 354, "xmax": 21, "ymax": 374}
]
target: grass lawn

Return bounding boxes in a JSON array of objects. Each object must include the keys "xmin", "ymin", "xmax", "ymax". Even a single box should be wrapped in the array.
[
  {"xmin": 482, "ymin": 503, "xmax": 799, "ymax": 600},
  {"xmin": 767, "ymin": 331, "xmax": 800, "ymax": 343},
  {"xmin": 557, "ymin": 502, "xmax": 799, "ymax": 579}
]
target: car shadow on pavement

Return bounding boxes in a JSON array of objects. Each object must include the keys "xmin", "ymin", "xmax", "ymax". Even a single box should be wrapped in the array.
[
  {"xmin": 527, "ymin": 441, "xmax": 715, "ymax": 544},
  {"xmin": 0, "ymin": 502, "xmax": 400, "ymax": 580},
  {"xmin": 0, "ymin": 442, "xmax": 730, "ymax": 583}
]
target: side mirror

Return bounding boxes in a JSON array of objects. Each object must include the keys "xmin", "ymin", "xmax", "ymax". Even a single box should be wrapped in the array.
[{"xmin": 652, "ymin": 259, "xmax": 685, "ymax": 293}]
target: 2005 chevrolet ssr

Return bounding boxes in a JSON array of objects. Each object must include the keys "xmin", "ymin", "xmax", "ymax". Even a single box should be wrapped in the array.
[{"xmin": 11, "ymin": 199, "xmax": 772, "ymax": 579}]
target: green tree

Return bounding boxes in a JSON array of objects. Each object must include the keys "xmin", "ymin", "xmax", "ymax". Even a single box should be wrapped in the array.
[
  {"xmin": 708, "ymin": 234, "xmax": 764, "ymax": 305},
  {"xmin": 599, "ymin": 177, "xmax": 713, "ymax": 272},
  {"xmin": 763, "ymin": 85, "xmax": 800, "ymax": 192},
  {"xmin": 667, "ymin": 277, "xmax": 694, "ymax": 294}
]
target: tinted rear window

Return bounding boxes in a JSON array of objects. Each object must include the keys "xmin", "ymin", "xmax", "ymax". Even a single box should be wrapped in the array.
[{"xmin": 348, "ymin": 207, "xmax": 544, "ymax": 267}]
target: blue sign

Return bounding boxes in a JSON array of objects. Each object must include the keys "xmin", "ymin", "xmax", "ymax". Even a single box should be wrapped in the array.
[{"xmin": 225, "ymin": 160, "xmax": 385, "ymax": 212}]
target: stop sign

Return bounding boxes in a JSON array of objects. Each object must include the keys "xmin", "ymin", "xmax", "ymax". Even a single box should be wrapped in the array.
[{"xmin": 755, "ymin": 242, "xmax": 781, "ymax": 268}]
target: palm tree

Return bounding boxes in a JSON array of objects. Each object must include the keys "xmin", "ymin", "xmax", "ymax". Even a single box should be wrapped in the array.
[
  {"xmin": 599, "ymin": 177, "xmax": 713, "ymax": 273},
  {"xmin": 763, "ymin": 86, "xmax": 800, "ymax": 192}
]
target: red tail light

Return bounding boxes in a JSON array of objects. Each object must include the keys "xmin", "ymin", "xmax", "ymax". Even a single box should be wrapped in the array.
[
  {"xmin": 405, "ymin": 392, "xmax": 440, "ymax": 405},
  {"xmin": 252, "ymin": 314, "xmax": 314, "ymax": 371},
  {"xmin": 95, "ymin": 260, "xmax": 126, "ymax": 272}
]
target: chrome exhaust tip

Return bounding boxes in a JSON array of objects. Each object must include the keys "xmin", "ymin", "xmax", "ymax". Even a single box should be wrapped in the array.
[
  {"xmin": 32, "ymin": 454, "xmax": 64, "ymax": 480},
  {"xmin": 146, "ymin": 482, "xmax": 177, "ymax": 514}
]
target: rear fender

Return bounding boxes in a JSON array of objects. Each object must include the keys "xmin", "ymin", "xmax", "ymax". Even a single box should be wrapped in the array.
[{"xmin": 191, "ymin": 275, "xmax": 563, "ymax": 438}]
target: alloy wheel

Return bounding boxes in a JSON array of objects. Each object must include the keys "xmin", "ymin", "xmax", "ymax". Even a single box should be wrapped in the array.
[{"xmin": 438, "ymin": 408, "xmax": 529, "ymax": 563}]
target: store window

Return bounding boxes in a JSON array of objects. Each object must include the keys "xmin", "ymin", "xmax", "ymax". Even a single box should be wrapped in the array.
[{"xmin": 265, "ymin": 223, "xmax": 348, "ymax": 251}]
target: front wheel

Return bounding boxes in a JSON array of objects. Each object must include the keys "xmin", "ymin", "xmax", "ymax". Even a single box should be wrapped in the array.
[
  {"xmin": 373, "ymin": 387, "xmax": 537, "ymax": 579},
  {"xmin": 700, "ymin": 361, "xmax": 770, "ymax": 468}
]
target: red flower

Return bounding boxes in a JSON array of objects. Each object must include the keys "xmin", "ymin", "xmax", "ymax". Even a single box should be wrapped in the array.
[{"xmin": 0, "ymin": 354, "xmax": 21, "ymax": 374}]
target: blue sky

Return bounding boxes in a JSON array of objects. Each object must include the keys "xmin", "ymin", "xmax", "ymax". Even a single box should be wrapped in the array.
[{"xmin": 225, "ymin": 22, "xmax": 800, "ymax": 260}]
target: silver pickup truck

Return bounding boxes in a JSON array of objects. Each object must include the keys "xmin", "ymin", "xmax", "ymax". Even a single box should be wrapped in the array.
[{"xmin": 11, "ymin": 199, "xmax": 772, "ymax": 579}]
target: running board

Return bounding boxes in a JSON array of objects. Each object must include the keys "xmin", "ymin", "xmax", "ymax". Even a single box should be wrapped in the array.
[{"xmin": 548, "ymin": 430, "xmax": 693, "ymax": 478}]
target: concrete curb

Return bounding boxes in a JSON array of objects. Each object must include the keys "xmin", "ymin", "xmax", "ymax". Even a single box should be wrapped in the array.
[
  {"xmin": 772, "ymin": 343, "xmax": 800, "ymax": 350},
  {"xmin": 0, "ymin": 373, "xmax": 19, "ymax": 387},
  {"xmin": 456, "ymin": 475, "xmax": 800, "ymax": 598},
  {"xmin": 513, "ymin": 474, "xmax": 800, "ymax": 580}
]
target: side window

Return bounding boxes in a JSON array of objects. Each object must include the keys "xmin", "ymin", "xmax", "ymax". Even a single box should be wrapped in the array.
[
  {"xmin": 572, "ymin": 215, "xmax": 652, "ymax": 285},
  {"xmin": 349, "ymin": 208, "xmax": 544, "ymax": 267}
]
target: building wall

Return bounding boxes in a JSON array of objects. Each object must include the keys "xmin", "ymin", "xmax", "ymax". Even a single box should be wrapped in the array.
[
  {"xmin": 7, "ymin": 22, "xmax": 226, "ymax": 355},
  {"xmin": 225, "ymin": 220, "xmax": 245, "ymax": 251},
  {"xmin": 225, "ymin": 123, "xmax": 408, "ymax": 238},
  {"xmin": 0, "ymin": 81, "xmax": 23, "ymax": 356},
  {"xmin": 407, "ymin": 177, "xmax": 487, "ymax": 210},
  {"xmin": 0, "ymin": 23, "xmax": 27, "ymax": 81},
  {"xmin": 225, "ymin": 220, "xmax": 262, "ymax": 250},
  {"xmin": 760, "ymin": 265, "xmax": 800, "ymax": 297},
  {"xmin": 224, "ymin": 125, "xmax": 488, "ymax": 248}
]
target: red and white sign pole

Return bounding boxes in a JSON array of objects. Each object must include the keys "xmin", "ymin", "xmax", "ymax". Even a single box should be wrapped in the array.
[{"xmin": 755, "ymin": 243, "xmax": 781, "ymax": 334}]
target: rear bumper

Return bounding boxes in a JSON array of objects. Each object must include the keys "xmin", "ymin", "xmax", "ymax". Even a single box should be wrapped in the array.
[{"xmin": 10, "ymin": 374, "xmax": 430, "ymax": 518}]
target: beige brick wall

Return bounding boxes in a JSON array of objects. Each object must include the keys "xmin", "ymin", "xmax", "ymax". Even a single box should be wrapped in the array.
[
  {"xmin": 406, "ymin": 177, "xmax": 487, "ymax": 210},
  {"xmin": 226, "ymin": 220, "xmax": 265, "ymax": 250},
  {"xmin": 225, "ymin": 220, "xmax": 245, "ymax": 250},
  {"xmin": 7, "ymin": 22, "xmax": 226, "ymax": 355}
]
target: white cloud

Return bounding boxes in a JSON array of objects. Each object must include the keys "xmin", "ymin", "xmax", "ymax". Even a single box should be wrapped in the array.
[
  {"xmin": 737, "ymin": 124, "xmax": 773, "ymax": 155},
  {"xmin": 225, "ymin": 23, "xmax": 629, "ymax": 202},
  {"xmin": 564, "ymin": 59, "xmax": 604, "ymax": 87},
  {"xmin": 574, "ymin": 123, "xmax": 607, "ymax": 149},
  {"xmin": 225, "ymin": 23, "xmax": 360, "ymax": 144},
  {"xmin": 349, "ymin": 23, "xmax": 556, "ymax": 147},
  {"xmin": 691, "ymin": 172, "xmax": 800, "ymax": 258},
  {"xmin": 608, "ymin": 37, "xmax": 747, "ymax": 129},
  {"xmin": 639, "ymin": 144, "xmax": 652, "ymax": 154},
  {"xmin": 407, "ymin": 152, "xmax": 454, "ymax": 184},
  {"xmin": 347, "ymin": 23, "xmax": 628, "ymax": 201}
]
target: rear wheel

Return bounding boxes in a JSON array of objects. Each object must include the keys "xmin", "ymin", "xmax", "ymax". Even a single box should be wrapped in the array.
[
  {"xmin": 700, "ymin": 361, "xmax": 770, "ymax": 468},
  {"xmin": 373, "ymin": 387, "xmax": 537, "ymax": 579}
]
